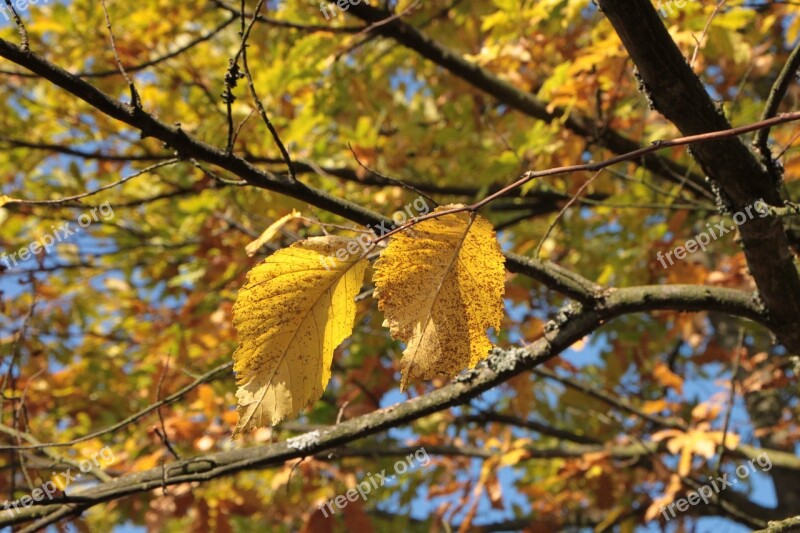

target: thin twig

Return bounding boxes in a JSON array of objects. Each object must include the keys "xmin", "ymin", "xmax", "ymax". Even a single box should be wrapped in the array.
[
  {"xmin": 231, "ymin": 108, "xmax": 256, "ymax": 149},
  {"xmin": 535, "ymin": 169, "xmax": 603, "ymax": 257},
  {"xmin": 0, "ymin": 423, "xmax": 112, "ymax": 482},
  {"xmin": 754, "ymin": 38, "xmax": 800, "ymax": 174},
  {"xmin": 1, "ymin": 285, "xmax": 38, "ymax": 401},
  {"xmin": 11, "ymin": 367, "xmax": 46, "ymax": 491},
  {"xmin": 775, "ymin": 125, "xmax": 800, "ymax": 160},
  {"xmin": 99, "ymin": 0, "xmax": 141, "ymax": 108},
  {"xmin": 16, "ymin": 503, "xmax": 88, "ymax": 533},
  {"xmin": 2, "ymin": 0, "xmax": 28, "ymax": 50},
  {"xmin": 4, "ymin": 159, "xmax": 179, "ymax": 206},
  {"xmin": 0, "ymin": 362, "xmax": 232, "ymax": 451},
  {"xmin": 211, "ymin": 0, "xmax": 365, "ymax": 33},
  {"xmin": 715, "ymin": 328, "xmax": 744, "ymax": 477},
  {"xmin": 190, "ymin": 159, "xmax": 246, "ymax": 186},
  {"xmin": 335, "ymin": 401, "xmax": 350, "ymax": 424},
  {"xmin": 240, "ymin": 0, "xmax": 296, "ymax": 181},
  {"xmin": 331, "ymin": 1, "xmax": 422, "ymax": 62},
  {"xmin": 0, "ymin": 15, "xmax": 238, "ymax": 79},
  {"xmin": 2, "ymin": 280, "xmax": 37, "ymax": 503},
  {"xmin": 347, "ymin": 143, "xmax": 439, "ymax": 207},
  {"xmin": 532, "ymin": 367, "xmax": 687, "ymax": 431},
  {"xmin": 353, "ymin": 0, "xmax": 422, "ymax": 38},
  {"xmin": 223, "ymin": 0, "xmax": 248, "ymax": 153},
  {"xmin": 690, "ymin": 0, "xmax": 725, "ymax": 68},
  {"xmin": 155, "ymin": 356, "xmax": 180, "ymax": 461},
  {"xmin": 369, "ymin": 111, "xmax": 800, "ymax": 246},
  {"xmin": 302, "ymin": 110, "xmax": 800, "ymax": 265}
]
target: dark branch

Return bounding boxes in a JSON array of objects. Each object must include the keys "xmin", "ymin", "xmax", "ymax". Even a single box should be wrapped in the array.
[
  {"xmin": 0, "ymin": 284, "xmax": 770, "ymax": 528},
  {"xmin": 596, "ymin": 0, "xmax": 800, "ymax": 354}
]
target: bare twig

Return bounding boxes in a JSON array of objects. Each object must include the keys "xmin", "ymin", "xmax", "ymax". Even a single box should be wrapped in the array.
[
  {"xmin": 347, "ymin": 143, "xmax": 438, "ymax": 207},
  {"xmin": 715, "ymin": 328, "xmax": 744, "ymax": 477},
  {"xmin": 690, "ymin": 0, "xmax": 725, "ymax": 68},
  {"xmin": 190, "ymin": 158, "xmax": 247, "ymax": 186},
  {"xmin": 0, "ymin": 362, "xmax": 232, "ymax": 452},
  {"xmin": 231, "ymin": 108, "xmax": 256, "ymax": 149},
  {"xmin": 4, "ymin": 159, "xmax": 179, "ymax": 207},
  {"xmin": 99, "ymin": 0, "xmax": 141, "ymax": 108},
  {"xmin": 11, "ymin": 367, "xmax": 45, "ymax": 491},
  {"xmin": 370, "ymin": 111, "xmax": 800, "ymax": 247},
  {"xmin": 0, "ymin": 15, "xmax": 237, "ymax": 79},
  {"xmin": 531, "ymin": 367, "xmax": 688, "ymax": 431},
  {"xmin": 535, "ymin": 169, "xmax": 603, "ymax": 258},
  {"xmin": 754, "ymin": 38, "xmax": 800, "ymax": 176},
  {"xmin": 0, "ymin": 286, "xmax": 772, "ymax": 530},
  {"xmin": 353, "ymin": 0, "xmax": 422, "ymax": 38},
  {"xmin": 2, "ymin": 0, "xmax": 28, "ymax": 50},
  {"xmin": 210, "ymin": 0, "xmax": 365, "ymax": 33},
  {"xmin": 239, "ymin": 0, "xmax": 296, "ymax": 181},
  {"xmin": 155, "ymin": 356, "xmax": 180, "ymax": 461},
  {"xmin": 0, "ymin": 423, "xmax": 112, "ymax": 483},
  {"xmin": 1, "ymin": 285, "xmax": 38, "ymax": 401}
]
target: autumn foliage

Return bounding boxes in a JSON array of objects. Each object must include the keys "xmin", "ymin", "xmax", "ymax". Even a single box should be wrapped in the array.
[{"xmin": 2, "ymin": 0, "xmax": 800, "ymax": 531}]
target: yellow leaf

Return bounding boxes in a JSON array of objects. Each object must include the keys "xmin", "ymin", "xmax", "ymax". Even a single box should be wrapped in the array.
[
  {"xmin": 619, "ymin": 518, "xmax": 636, "ymax": 533},
  {"xmin": 51, "ymin": 473, "xmax": 69, "ymax": 491},
  {"xmin": 641, "ymin": 399, "xmax": 668, "ymax": 415},
  {"xmin": 644, "ymin": 474, "xmax": 682, "ymax": 521},
  {"xmin": 373, "ymin": 205, "xmax": 505, "ymax": 390},
  {"xmin": 232, "ymin": 236, "xmax": 368, "ymax": 435},
  {"xmin": 653, "ymin": 362, "xmax": 684, "ymax": 394},
  {"xmin": 484, "ymin": 437, "xmax": 503, "ymax": 451},
  {"xmin": 596, "ymin": 264, "xmax": 614, "ymax": 285},
  {"xmin": 0, "ymin": 195, "xmax": 17, "ymax": 208},
  {"xmin": 691, "ymin": 402, "xmax": 721, "ymax": 422},
  {"xmin": 131, "ymin": 451, "xmax": 164, "ymax": 472},
  {"xmin": 595, "ymin": 506, "xmax": 628, "ymax": 532},
  {"xmin": 569, "ymin": 336, "xmax": 588, "ymax": 352},
  {"xmin": 652, "ymin": 428, "xmax": 740, "ymax": 477},
  {"xmin": 500, "ymin": 448, "xmax": 530, "ymax": 466},
  {"xmin": 244, "ymin": 209, "xmax": 301, "ymax": 257},
  {"xmin": 585, "ymin": 464, "xmax": 604, "ymax": 479}
]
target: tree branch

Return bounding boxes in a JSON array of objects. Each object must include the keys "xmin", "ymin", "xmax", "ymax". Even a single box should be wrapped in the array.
[
  {"xmin": 753, "ymin": 514, "xmax": 800, "ymax": 532},
  {"xmin": 596, "ymin": 0, "xmax": 800, "ymax": 354},
  {"xmin": 343, "ymin": 2, "xmax": 712, "ymax": 198},
  {"xmin": 754, "ymin": 38, "xmax": 800, "ymax": 178},
  {"xmin": 0, "ymin": 284, "xmax": 769, "ymax": 528}
]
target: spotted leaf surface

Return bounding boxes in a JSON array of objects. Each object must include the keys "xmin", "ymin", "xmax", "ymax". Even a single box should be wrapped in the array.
[
  {"xmin": 232, "ymin": 236, "xmax": 368, "ymax": 436},
  {"xmin": 373, "ymin": 206, "xmax": 506, "ymax": 390}
]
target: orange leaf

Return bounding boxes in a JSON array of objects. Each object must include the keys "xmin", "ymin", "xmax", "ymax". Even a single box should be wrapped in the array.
[
  {"xmin": 301, "ymin": 509, "xmax": 334, "ymax": 533},
  {"xmin": 642, "ymin": 399, "xmax": 668, "ymax": 415},
  {"xmin": 343, "ymin": 500, "xmax": 374, "ymax": 533},
  {"xmin": 653, "ymin": 362, "xmax": 684, "ymax": 394}
]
